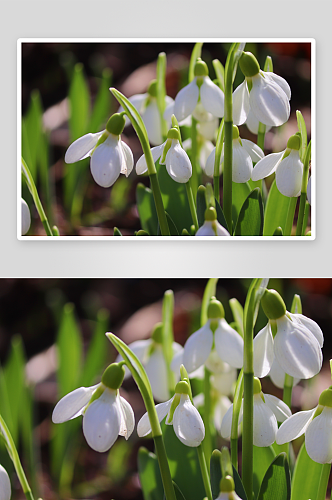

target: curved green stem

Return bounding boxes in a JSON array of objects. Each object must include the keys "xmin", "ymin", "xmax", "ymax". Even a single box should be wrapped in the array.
[
  {"xmin": 186, "ymin": 182, "xmax": 199, "ymax": 231},
  {"xmin": 283, "ymin": 374, "xmax": 293, "ymax": 409},
  {"xmin": 296, "ymin": 141, "xmax": 311, "ymax": 236},
  {"xmin": 203, "ymin": 367, "xmax": 212, "ymax": 461},
  {"xmin": 191, "ymin": 117, "xmax": 198, "ymax": 195},
  {"xmin": 197, "ymin": 444, "xmax": 213, "ymax": 500},
  {"xmin": 318, "ymin": 463, "xmax": 331, "ymax": 500},
  {"xmin": 284, "ymin": 197, "xmax": 297, "ymax": 236},
  {"xmin": 230, "ymin": 369, "xmax": 244, "ymax": 470},
  {"xmin": 223, "ymin": 49, "xmax": 235, "ymax": 234},
  {"xmin": 213, "ymin": 119, "xmax": 224, "ymax": 205}
]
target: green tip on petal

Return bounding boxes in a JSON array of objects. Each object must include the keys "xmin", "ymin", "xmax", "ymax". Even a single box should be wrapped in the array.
[
  {"xmin": 207, "ymin": 297, "xmax": 225, "ymax": 319},
  {"xmin": 101, "ymin": 363, "xmax": 125, "ymax": 390},
  {"xmin": 287, "ymin": 134, "xmax": 301, "ymax": 151},
  {"xmin": 167, "ymin": 127, "xmax": 181, "ymax": 141},
  {"xmin": 239, "ymin": 51, "xmax": 260, "ymax": 77},
  {"xmin": 319, "ymin": 388, "xmax": 332, "ymax": 408},
  {"xmin": 204, "ymin": 207, "xmax": 217, "ymax": 222},
  {"xmin": 232, "ymin": 125, "xmax": 240, "ymax": 140},
  {"xmin": 174, "ymin": 380, "xmax": 190, "ymax": 395},
  {"xmin": 151, "ymin": 323, "xmax": 163, "ymax": 344},
  {"xmin": 106, "ymin": 113, "xmax": 126, "ymax": 135},
  {"xmin": 261, "ymin": 289, "xmax": 287, "ymax": 320},
  {"xmin": 219, "ymin": 476, "xmax": 235, "ymax": 493},
  {"xmin": 194, "ymin": 58, "xmax": 209, "ymax": 77},
  {"xmin": 253, "ymin": 377, "xmax": 262, "ymax": 395},
  {"xmin": 148, "ymin": 79, "xmax": 158, "ymax": 97}
]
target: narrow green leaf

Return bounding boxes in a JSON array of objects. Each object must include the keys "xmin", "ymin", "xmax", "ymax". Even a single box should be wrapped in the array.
[
  {"xmin": 212, "ymin": 59, "xmax": 225, "ymax": 92},
  {"xmin": 189, "ymin": 43, "xmax": 203, "ymax": 82},
  {"xmin": 263, "ymin": 181, "xmax": 291, "ymax": 236},
  {"xmin": 165, "ymin": 212, "xmax": 180, "ymax": 236},
  {"xmin": 68, "ymin": 63, "xmax": 90, "ymax": 141},
  {"xmin": 22, "ymin": 90, "xmax": 44, "ymax": 180},
  {"xmin": 113, "ymin": 227, "xmax": 123, "ymax": 236},
  {"xmin": 291, "ymin": 443, "xmax": 329, "ymax": 500},
  {"xmin": 196, "ymin": 185, "xmax": 207, "ymax": 227},
  {"xmin": 210, "ymin": 450, "xmax": 222, "ymax": 499},
  {"xmin": 257, "ymin": 453, "xmax": 291, "ymax": 500},
  {"xmin": 162, "ymin": 291, "xmax": 175, "ymax": 396},
  {"xmin": 201, "ymin": 278, "xmax": 219, "ymax": 326},
  {"xmin": 253, "ymin": 445, "xmax": 276, "ymax": 499},
  {"xmin": 157, "ymin": 52, "xmax": 168, "ymax": 140},
  {"xmin": 215, "ymin": 198, "xmax": 229, "ymax": 233},
  {"xmin": 110, "ymin": 87, "xmax": 149, "ymax": 144},
  {"xmin": 296, "ymin": 110, "xmax": 307, "ymax": 163},
  {"xmin": 264, "ymin": 56, "xmax": 273, "ymax": 72},
  {"xmin": 232, "ymin": 182, "xmax": 251, "ymax": 228},
  {"xmin": 89, "ymin": 67, "xmax": 112, "ymax": 133},
  {"xmin": 138, "ymin": 447, "xmax": 163, "ymax": 500},
  {"xmin": 136, "ymin": 183, "xmax": 159, "ymax": 236},
  {"xmin": 234, "ymin": 188, "xmax": 264, "ymax": 236},
  {"xmin": 233, "ymin": 466, "xmax": 248, "ymax": 500},
  {"xmin": 273, "ymin": 227, "xmax": 283, "ymax": 236},
  {"xmin": 229, "ymin": 298, "xmax": 244, "ymax": 337}
]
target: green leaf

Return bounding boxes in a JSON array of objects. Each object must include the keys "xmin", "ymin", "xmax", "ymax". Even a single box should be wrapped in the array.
[
  {"xmin": 157, "ymin": 52, "xmax": 168, "ymax": 140},
  {"xmin": 138, "ymin": 447, "xmax": 164, "ymax": 500},
  {"xmin": 165, "ymin": 211, "xmax": 180, "ymax": 236},
  {"xmin": 234, "ymin": 188, "xmax": 264, "ymax": 236},
  {"xmin": 232, "ymin": 182, "xmax": 251, "ymax": 228},
  {"xmin": 189, "ymin": 43, "xmax": 203, "ymax": 82},
  {"xmin": 210, "ymin": 450, "xmax": 222, "ymax": 499},
  {"xmin": 229, "ymin": 298, "xmax": 244, "ymax": 337},
  {"xmin": 89, "ymin": 67, "xmax": 112, "ymax": 133},
  {"xmin": 113, "ymin": 227, "xmax": 123, "ymax": 236},
  {"xmin": 201, "ymin": 278, "xmax": 219, "ymax": 326},
  {"xmin": 291, "ymin": 444, "xmax": 330, "ymax": 500},
  {"xmin": 215, "ymin": 198, "xmax": 229, "ymax": 234},
  {"xmin": 253, "ymin": 445, "xmax": 276, "ymax": 498},
  {"xmin": 22, "ymin": 89, "xmax": 44, "ymax": 180},
  {"xmin": 296, "ymin": 110, "xmax": 307, "ymax": 163},
  {"xmin": 257, "ymin": 453, "xmax": 291, "ymax": 500},
  {"xmin": 136, "ymin": 183, "xmax": 159, "ymax": 236},
  {"xmin": 196, "ymin": 185, "xmax": 207, "ymax": 227},
  {"xmin": 162, "ymin": 290, "xmax": 175, "ymax": 395},
  {"xmin": 273, "ymin": 227, "xmax": 283, "ymax": 236},
  {"xmin": 212, "ymin": 59, "xmax": 225, "ymax": 92},
  {"xmin": 263, "ymin": 181, "xmax": 291, "ymax": 236},
  {"xmin": 68, "ymin": 63, "xmax": 90, "ymax": 141},
  {"xmin": 173, "ymin": 481, "xmax": 187, "ymax": 500},
  {"xmin": 233, "ymin": 466, "xmax": 248, "ymax": 500}
]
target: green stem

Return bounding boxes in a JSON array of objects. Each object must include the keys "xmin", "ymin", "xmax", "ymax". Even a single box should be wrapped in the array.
[
  {"xmin": 296, "ymin": 141, "xmax": 311, "ymax": 236},
  {"xmin": 213, "ymin": 119, "xmax": 224, "ymax": 205},
  {"xmin": 0, "ymin": 415, "xmax": 35, "ymax": 500},
  {"xmin": 317, "ymin": 463, "xmax": 331, "ymax": 500},
  {"xmin": 257, "ymin": 122, "xmax": 266, "ymax": 151},
  {"xmin": 203, "ymin": 367, "xmax": 212, "ymax": 461},
  {"xmin": 296, "ymin": 192, "xmax": 307, "ymax": 236},
  {"xmin": 242, "ymin": 314, "xmax": 254, "ymax": 500},
  {"xmin": 230, "ymin": 369, "xmax": 244, "ymax": 471},
  {"xmin": 223, "ymin": 49, "xmax": 234, "ymax": 234},
  {"xmin": 283, "ymin": 374, "xmax": 293, "ymax": 409},
  {"xmin": 149, "ymin": 172, "xmax": 171, "ymax": 236},
  {"xmin": 186, "ymin": 182, "xmax": 199, "ymax": 231},
  {"xmin": 197, "ymin": 444, "xmax": 213, "ymax": 500},
  {"xmin": 302, "ymin": 202, "xmax": 310, "ymax": 235},
  {"xmin": 191, "ymin": 117, "xmax": 198, "ymax": 195},
  {"xmin": 284, "ymin": 197, "xmax": 297, "ymax": 236},
  {"xmin": 154, "ymin": 435, "xmax": 177, "ymax": 500}
]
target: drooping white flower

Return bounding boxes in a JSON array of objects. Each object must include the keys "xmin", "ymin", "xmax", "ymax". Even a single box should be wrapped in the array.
[
  {"xmin": 196, "ymin": 207, "xmax": 230, "ymax": 236},
  {"xmin": 0, "ymin": 465, "xmax": 11, "ymax": 500},
  {"xmin": 21, "ymin": 198, "xmax": 31, "ymax": 235},
  {"xmin": 52, "ymin": 363, "xmax": 134, "ymax": 453},
  {"xmin": 245, "ymin": 108, "xmax": 272, "ymax": 135},
  {"xmin": 116, "ymin": 325, "xmax": 182, "ymax": 402},
  {"xmin": 239, "ymin": 52, "xmax": 291, "ymax": 127},
  {"xmin": 277, "ymin": 387, "xmax": 332, "ymax": 464},
  {"xmin": 137, "ymin": 380, "xmax": 205, "ymax": 447},
  {"xmin": 204, "ymin": 125, "xmax": 264, "ymax": 183},
  {"xmin": 252, "ymin": 134, "xmax": 303, "ymax": 197},
  {"xmin": 269, "ymin": 357, "xmax": 300, "ymax": 389},
  {"xmin": 182, "ymin": 138, "xmax": 215, "ymax": 170},
  {"xmin": 136, "ymin": 127, "xmax": 192, "ymax": 183},
  {"xmin": 221, "ymin": 377, "xmax": 291, "ymax": 447},
  {"xmin": 260, "ymin": 289, "xmax": 323, "ymax": 379},
  {"xmin": 65, "ymin": 113, "xmax": 133, "ymax": 188}
]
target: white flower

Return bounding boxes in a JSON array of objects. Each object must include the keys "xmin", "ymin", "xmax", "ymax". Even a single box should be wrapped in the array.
[
  {"xmin": 221, "ymin": 379, "xmax": 291, "ymax": 447},
  {"xmin": 21, "ymin": 198, "xmax": 31, "ymax": 235},
  {"xmin": 65, "ymin": 114, "xmax": 133, "ymax": 188},
  {"xmin": 116, "ymin": 338, "xmax": 182, "ymax": 402},
  {"xmin": 204, "ymin": 129, "xmax": 264, "ymax": 183},
  {"xmin": 137, "ymin": 382, "xmax": 205, "ymax": 447},
  {"xmin": 245, "ymin": 108, "xmax": 272, "ymax": 135},
  {"xmin": 277, "ymin": 388, "xmax": 332, "ymax": 464},
  {"xmin": 0, "ymin": 465, "xmax": 11, "ymax": 500},
  {"xmin": 136, "ymin": 132, "xmax": 192, "ymax": 183},
  {"xmin": 182, "ymin": 138, "xmax": 215, "ymax": 170},
  {"xmin": 52, "ymin": 366, "xmax": 134, "ymax": 453},
  {"xmin": 269, "ymin": 357, "xmax": 300, "ymax": 389},
  {"xmin": 196, "ymin": 219, "xmax": 230, "ymax": 237}
]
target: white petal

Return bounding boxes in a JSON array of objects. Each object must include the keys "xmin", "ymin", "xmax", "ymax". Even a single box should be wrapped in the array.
[
  {"xmin": 172, "ymin": 394, "xmax": 205, "ymax": 447},
  {"xmin": 220, "ymin": 401, "xmax": 243, "ymax": 439},
  {"xmin": 290, "ymin": 314, "xmax": 324, "ymax": 348},
  {"xmin": 119, "ymin": 94, "xmax": 147, "ymax": 125},
  {"xmin": 143, "ymin": 101, "xmax": 163, "ymax": 146},
  {"xmin": 263, "ymin": 72, "xmax": 291, "ymax": 100},
  {"xmin": 232, "ymin": 142, "xmax": 253, "ymax": 183},
  {"xmin": 196, "ymin": 221, "xmax": 216, "ymax": 236},
  {"xmin": 52, "ymin": 384, "xmax": 99, "ymax": 423},
  {"xmin": 65, "ymin": 131, "xmax": 103, "ymax": 163},
  {"xmin": 276, "ymin": 407, "xmax": 317, "ymax": 444},
  {"xmin": 192, "ymin": 102, "xmax": 214, "ymax": 122},
  {"xmin": 264, "ymin": 394, "xmax": 292, "ymax": 422},
  {"xmin": 119, "ymin": 140, "xmax": 134, "ymax": 177},
  {"xmin": 213, "ymin": 395, "xmax": 233, "ymax": 431},
  {"xmin": 199, "ymin": 140, "xmax": 215, "ymax": 169},
  {"xmin": 165, "ymin": 141, "xmax": 192, "ymax": 183},
  {"xmin": 241, "ymin": 139, "xmax": 264, "ymax": 163},
  {"xmin": 170, "ymin": 343, "xmax": 184, "ymax": 380},
  {"xmin": 197, "ymin": 118, "xmax": 219, "ymax": 141},
  {"xmin": 136, "ymin": 142, "xmax": 166, "ymax": 175},
  {"xmin": 233, "ymin": 81, "xmax": 250, "ymax": 126},
  {"xmin": 183, "ymin": 322, "xmax": 213, "ymax": 373},
  {"xmin": 253, "ymin": 396, "xmax": 278, "ymax": 447},
  {"xmin": 215, "ymin": 221, "xmax": 230, "ymax": 236},
  {"xmin": 21, "ymin": 198, "xmax": 31, "ymax": 235},
  {"xmin": 200, "ymin": 77, "xmax": 224, "ymax": 117},
  {"xmin": 274, "ymin": 316, "xmax": 322, "ymax": 379},
  {"xmin": 90, "ymin": 135, "xmax": 122, "ymax": 188},
  {"xmin": 307, "ymin": 176, "xmax": 311, "ymax": 205},
  {"xmin": 275, "ymin": 150, "xmax": 303, "ymax": 197},
  {"xmin": 0, "ymin": 465, "xmax": 11, "ymax": 500},
  {"xmin": 214, "ymin": 319, "xmax": 244, "ymax": 369},
  {"xmin": 174, "ymin": 79, "xmax": 199, "ymax": 121},
  {"xmin": 117, "ymin": 395, "xmax": 135, "ymax": 439},
  {"xmin": 116, "ymin": 339, "xmax": 151, "ymax": 380},
  {"xmin": 305, "ymin": 407, "xmax": 332, "ymax": 463},
  {"xmin": 82, "ymin": 389, "xmax": 120, "ymax": 452},
  {"xmin": 246, "ymin": 108, "xmax": 273, "ymax": 135},
  {"xmin": 204, "ymin": 147, "xmax": 217, "ymax": 177},
  {"xmin": 269, "ymin": 357, "xmax": 300, "ymax": 389},
  {"xmin": 251, "ymin": 150, "xmax": 285, "ymax": 181},
  {"xmin": 211, "ymin": 367, "xmax": 237, "ymax": 396},
  {"xmin": 253, "ymin": 324, "xmax": 274, "ymax": 378},
  {"xmin": 250, "ymin": 73, "xmax": 290, "ymax": 127},
  {"xmin": 137, "ymin": 399, "xmax": 173, "ymax": 437},
  {"xmin": 145, "ymin": 346, "xmax": 170, "ymax": 402}
]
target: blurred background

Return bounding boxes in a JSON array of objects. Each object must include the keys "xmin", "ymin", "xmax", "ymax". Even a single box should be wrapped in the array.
[
  {"xmin": 0, "ymin": 277, "xmax": 329, "ymax": 499},
  {"xmin": 21, "ymin": 41, "xmax": 311, "ymax": 236}
]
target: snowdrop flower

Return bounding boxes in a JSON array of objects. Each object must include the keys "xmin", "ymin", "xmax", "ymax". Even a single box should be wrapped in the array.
[
  {"xmin": 119, "ymin": 80, "xmax": 174, "ymax": 146},
  {"xmin": 221, "ymin": 377, "xmax": 291, "ymax": 447},
  {"xmin": 269, "ymin": 357, "xmax": 300, "ymax": 389},
  {"xmin": 182, "ymin": 138, "xmax": 215, "ymax": 170},
  {"xmin": 204, "ymin": 125, "xmax": 264, "ymax": 183},
  {"xmin": 137, "ymin": 380, "xmax": 205, "ymax": 447},
  {"xmin": 238, "ymin": 51, "xmax": 291, "ymax": 127},
  {"xmin": 182, "ymin": 297, "xmax": 243, "ymax": 373},
  {"xmin": 277, "ymin": 387, "xmax": 332, "ymax": 464},
  {"xmin": 21, "ymin": 198, "xmax": 31, "ymax": 235},
  {"xmin": 196, "ymin": 208, "xmax": 230, "ymax": 236},
  {"xmin": 245, "ymin": 108, "xmax": 272, "ymax": 135},
  {"xmin": 52, "ymin": 363, "xmax": 134, "ymax": 453},
  {"xmin": 65, "ymin": 113, "xmax": 133, "ymax": 188},
  {"xmin": 216, "ymin": 475, "xmax": 243, "ymax": 500},
  {"xmin": 116, "ymin": 323, "xmax": 182, "ymax": 402},
  {"xmin": 0, "ymin": 465, "xmax": 11, "ymax": 500},
  {"xmin": 252, "ymin": 134, "xmax": 303, "ymax": 197},
  {"xmin": 307, "ymin": 175, "xmax": 311, "ymax": 205},
  {"xmin": 259, "ymin": 289, "xmax": 323, "ymax": 379},
  {"xmin": 174, "ymin": 58, "xmax": 225, "ymax": 121},
  {"xmin": 136, "ymin": 127, "xmax": 192, "ymax": 183}
]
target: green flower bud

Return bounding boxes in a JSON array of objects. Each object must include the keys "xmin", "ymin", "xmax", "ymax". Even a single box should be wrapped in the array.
[
  {"xmin": 174, "ymin": 381, "xmax": 191, "ymax": 395},
  {"xmin": 151, "ymin": 323, "xmax": 163, "ymax": 344},
  {"xmin": 205, "ymin": 207, "xmax": 217, "ymax": 222},
  {"xmin": 147, "ymin": 79, "xmax": 158, "ymax": 98},
  {"xmin": 318, "ymin": 388, "xmax": 332, "ymax": 408},
  {"xmin": 232, "ymin": 125, "xmax": 240, "ymax": 140},
  {"xmin": 194, "ymin": 58, "xmax": 209, "ymax": 77},
  {"xmin": 239, "ymin": 52, "xmax": 260, "ymax": 77},
  {"xmin": 167, "ymin": 127, "xmax": 181, "ymax": 141},
  {"xmin": 253, "ymin": 377, "xmax": 262, "ymax": 395},
  {"xmin": 106, "ymin": 113, "xmax": 126, "ymax": 135},
  {"xmin": 136, "ymin": 230, "xmax": 150, "ymax": 236},
  {"xmin": 219, "ymin": 475, "xmax": 235, "ymax": 493},
  {"xmin": 261, "ymin": 289, "xmax": 287, "ymax": 320},
  {"xmin": 286, "ymin": 134, "xmax": 301, "ymax": 151},
  {"xmin": 208, "ymin": 297, "xmax": 225, "ymax": 319},
  {"xmin": 101, "ymin": 363, "xmax": 125, "ymax": 390}
]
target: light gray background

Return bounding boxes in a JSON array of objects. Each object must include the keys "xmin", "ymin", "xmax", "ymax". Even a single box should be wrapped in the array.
[{"xmin": 5, "ymin": 0, "xmax": 329, "ymax": 278}]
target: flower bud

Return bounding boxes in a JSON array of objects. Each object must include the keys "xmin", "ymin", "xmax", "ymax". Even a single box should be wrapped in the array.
[
  {"xmin": 261, "ymin": 289, "xmax": 287, "ymax": 320},
  {"xmin": 219, "ymin": 475, "xmax": 235, "ymax": 493},
  {"xmin": 174, "ymin": 380, "xmax": 191, "ymax": 395},
  {"xmin": 151, "ymin": 323, "xmax": 163, "ymax": 344},
  {"xmin": 286, "ymin": 134, "xmax": 301, "ymax": 151},
  {"xmin": 253, "ymin": 377, "xmax": 262, "ymax": 395},
  {"xmin": 208, "ymin": 297, "xmax": 225, "ymax": 320},
  {"xmin": 194, "ymin": 58, "xmax": 209, "ymax": 77},
  {"xmin": 101, "ymin": 363, "xmax": 125, "ymax": 390},
  {"xmin": 239, "ymin": 52, "xmax": 260, "ymax": 78},
  {"xmin": 205, "ymin": 207, "xmax": 217, "ymax": 221},
  {"xmin": 232, "ymin": 125, "xmax": 240, "ymax": 140},
  {"xmin": 147, "ymin": 79, "xmax": 158, "ymax": 97},
  {"xmin": 106, "ymin": 113, "xmax": 126, "ymax": 135},
  {"xmin": 318, "ymin": 388, "xmax": 332, "ymax": 408}
]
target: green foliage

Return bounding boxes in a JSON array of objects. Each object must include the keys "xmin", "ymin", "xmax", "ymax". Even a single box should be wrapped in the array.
[
  {"xmin": 263, "ymin": 181, "xmax": 291, "ymax": 236},
  {"xmin": 138, "ymin": 447, "xmax": 164, "ymax": 500},
  {"xmin": 232, "ymin": 182, "xmax": 252, "ymax": 229},
  {"xmin": 257, "ymin": 453, "xmax": 291, "ymax": 500},
  {"xmin": 234, "ymin": 188, "xmax": 264, "ymax": 236},
  {"xmin": 136, "ymin": 183, "xmax": 159, "ymax": 236},
  {"xmin": 291, "ymin": 444, "xmax": 330, "ymax": 500},
  {"xmin": 253, "ymin": 445, "xmax": 276, "ymax": 498}
]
